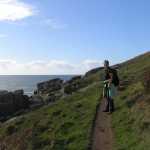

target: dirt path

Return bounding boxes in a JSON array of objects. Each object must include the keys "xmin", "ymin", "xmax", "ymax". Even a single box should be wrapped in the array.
[{"xmin": 91, "ymin": 99, "xmax": 113, "ymax": 150}]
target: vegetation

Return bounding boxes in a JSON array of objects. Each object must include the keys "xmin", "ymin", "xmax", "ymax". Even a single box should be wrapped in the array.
[
  {"xmin": 0, "ymin": 51, "xmax": 149, "ymax": 150},
  {"xmin": 112, "ymin": 52, "xmax": 150, "ymax": 150},
  {"xmin": 0, "ymin": 82, "xmax": 102, "ymax": 150}
]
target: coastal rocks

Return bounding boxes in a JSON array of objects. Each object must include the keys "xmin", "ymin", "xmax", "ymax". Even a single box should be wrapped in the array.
[
  {"xmin": 0, "ymin": 90, "xmax": 8, "ymax": 95},
  {"xmin": 37, "ymin": 78, "xmax": 64, "ymax": 104},
  {"xmin": 64, "ymin": 75, "xmax": 85, "ymax": 94},
  {"xmin": 0, "ymin": 90, "xmax": 29, "ymax": 121},
  {"xmin": 14, "ymin": 89, "xmax": 24, "ymax": 95},
  {"xmin": 45, "ymin": 91, "xmax": 63, "ymax": 104},
  {"xmin": 70, "ymin": 75, "xmax": 82, "ymax": 81},
  {"xmin": 36, "ymin": 74, "xmax": 97, "ymax": 103},
  {"xmin": 37, "ymin": 78, "xmax": 63, "ymax": 94},
  {"xmin": 36, "ymin": 75, "xmax": 87, "ymax": 96},
  {"xmin": 29, "ymin": 95, "xmax": 44, "ymax": 109},
  {"xmin": 36, "ymin": 76, "xmax": 86, "ymax": 102}
]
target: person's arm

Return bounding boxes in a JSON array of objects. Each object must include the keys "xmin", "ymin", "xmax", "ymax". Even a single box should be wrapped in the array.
[
  {"xmin": 103, "ymin": 72, "xmax": 113, "ymax": 82},
  {"xmin": 104, "ymin": 80, "xmax": 109, "ymax": 83}
]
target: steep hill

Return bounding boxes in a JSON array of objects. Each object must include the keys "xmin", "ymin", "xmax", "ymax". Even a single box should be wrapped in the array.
[
  {"xmin": 0, "ymin": 51, "xmax": 149, "ymax": 150},
  {"xmin": 112, "ymin": 52, "xmax": 150, "ymax": 150}
]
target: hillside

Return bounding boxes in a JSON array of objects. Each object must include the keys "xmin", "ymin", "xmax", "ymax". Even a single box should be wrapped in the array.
[
  {"xmin": 112, "ymin": 52, "xmax": 150, "ymax": 150},
  {"xmin": 0, "ymin": 51, "xmax": 150, "ymax": 150},
  {"xmin": 0, "ymin": 81, "xmax": 102, "ymax": 150}
]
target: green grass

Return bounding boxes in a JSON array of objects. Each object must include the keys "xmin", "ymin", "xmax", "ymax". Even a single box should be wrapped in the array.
[
  {"xmin": 0, "ymin": 82, "xmax": 102, "ymax": 150},
  {"xmin": 112, "ymin": 52, "xmax": 150, "ymax": 150},
  {"xmin": 0, "ymin": 51, "xmax": 150, "ymax": 150},
  {"xmin": 112, "ymin": 81, "xmax": 150, "ymax": 150}
]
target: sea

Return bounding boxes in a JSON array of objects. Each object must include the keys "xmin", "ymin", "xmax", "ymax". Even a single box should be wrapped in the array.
[{"xmin": 0, "ymin": 75, "xmax": 75, "ymax": 96}]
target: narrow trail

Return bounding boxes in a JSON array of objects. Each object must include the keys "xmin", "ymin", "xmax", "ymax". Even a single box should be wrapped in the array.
[{"xmin": 91, "ymin": 98, "xmax": 113, "ymax": 150}]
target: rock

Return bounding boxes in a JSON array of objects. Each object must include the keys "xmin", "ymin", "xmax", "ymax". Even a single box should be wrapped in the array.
[
  {"xmin": 66, "ymin": 75, "xmax": 82, "ymax": 84},
  {"xmin": 0, "ymin": 90, "xmax": 8, "ymax": 95},
  {"xmin": 37, "ymin": 78, "xmax": 63, "ymax": 94},
  {"xmin": 0, "ymin": 92, "xmax": 13, "ymax": 103},
  {"xmin": 13, "ymin": 94, "xmax": 29, "ymax": 111},
  {"xmin": 29, "ymin": 95, "xmax": 44, "ymax": 108},
  {"xmin": 0, "ymin": 91, "xmax": 29, "ymax": 120},
  {"xmin": 45, "ymin": 92, "xmax": 63, "ymax": 104},
  {"xmin": 64, "ymin": 75, "xmax": 85, "ymax": 94},
  {"xmin": 45, "ymin": 94, "xmax": 55, "ymax": 103},
  {"xmin": 36, "ymin": 78, "xmax": 65, "ymax": 105},
  {"xmin": 14, "ymin": 89, "xmax": 24, "ymax": 95}
]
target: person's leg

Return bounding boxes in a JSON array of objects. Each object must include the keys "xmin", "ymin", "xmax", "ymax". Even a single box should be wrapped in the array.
[
  {"xmin": 108, "ymin": 85, "xmax": 116, "ymax": 112},
  {"xmin": 109, "ymin": 98, "xmax": 115, "ymax": 112},
  {"xmin": 103, "ymin": 97, "xmax": 109, "ymax": 112},
  {"xmin": 103, "ymin": 86, "xmax": 109, "ymax": 112},
  {"xmin": 103, "ymin": 97, "xmax": 114, "ymax": 112}
]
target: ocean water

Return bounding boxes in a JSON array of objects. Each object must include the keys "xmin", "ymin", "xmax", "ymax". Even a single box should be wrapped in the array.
[{"xmin": 0, "ymin": 75, "xmax": 74, "ymax": 96}]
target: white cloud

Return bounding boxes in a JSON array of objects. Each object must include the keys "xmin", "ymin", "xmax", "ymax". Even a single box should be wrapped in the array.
[
  {"xmin": 47, "ymin": 60, "xmax": 75, "ymax": 70},
  {"xmin": 82, "ymin": 59, "xmax": 102, "ymax": 70},
  {"xmin": 0, "ymin": 0, "xmax": 36, "ymax": 21},
  {"xmin": 0, "ymin": 59, "xmax": 103, "ymax": 75},
  {"xmin": 44, "ymin": 19, "xmax": 67, "ymax": 29}
]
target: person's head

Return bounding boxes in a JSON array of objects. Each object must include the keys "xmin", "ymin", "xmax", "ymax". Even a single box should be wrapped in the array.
[{"xmin": 104, "ymin": 60, "xmax": 109, "ymax": 70}]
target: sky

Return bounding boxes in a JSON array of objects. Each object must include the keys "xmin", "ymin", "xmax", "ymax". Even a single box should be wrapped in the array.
[{"xmin": 0, "ymin": 0, "xmax": 149, "ymax": 75}]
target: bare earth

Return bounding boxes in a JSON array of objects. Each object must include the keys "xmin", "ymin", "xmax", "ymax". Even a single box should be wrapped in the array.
[{"xmin": 92, "ymin": 99, "xmax": 113, "ymax": 150}]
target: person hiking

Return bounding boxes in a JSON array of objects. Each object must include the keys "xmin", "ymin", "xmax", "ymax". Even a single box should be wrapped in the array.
[{"xmin": 102, "ymin": 60, "xmax": 119, "ymax": 113}]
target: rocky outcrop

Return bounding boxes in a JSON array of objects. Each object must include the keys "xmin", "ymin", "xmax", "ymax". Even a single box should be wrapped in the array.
[
  {"xmin": 34, "ymin": 65, "xmax": 119, "ymax": 102},
  {"xmin": 69, "ymin": 75, "xmax": 82, "ymax": 81},
  {"xmin": 14, "ymin": 89, "xmax": 24, "ymax": 95},
  {"xmin": 0, "ymin": 90, "xmax": 29, "ymax": 121},
  {"xmin": 29, "ymin": 95, "xmax": 44, "ymax": 109},
  {"xmin": 64, "ymin": 75, "xmax": 86, "ymax": 94},
  {"xmin": 45, "ymin": 91, "xmax": 63, "ymax": 104},
  {"xmin": 36, "ymin": 75, "xmax": 92, "ymax": 98},
  {"xmin": 37, "ymin": 78, "xmax": 63, "ymax": 94},
  {"xmin": 0, "ymin": 90, "xmax": 8, "ymax": 95},
  {"xmin": 36, "ymin": 76, "xmax": 86, "ymax": 102},
  {"xmin": 37, "ymin": 78, "xmax": 64, "ymax": 104}
]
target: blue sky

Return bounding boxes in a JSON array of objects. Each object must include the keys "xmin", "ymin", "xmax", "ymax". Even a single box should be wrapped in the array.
[{"xmin": 0, "ymin": 0, "xmax": 149, "ymax": 75}]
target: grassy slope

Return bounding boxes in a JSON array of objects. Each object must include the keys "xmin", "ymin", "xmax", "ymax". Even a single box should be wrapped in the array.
[
  {"xmin": 0, "ymin": 51, "xmax": 149, "ymax": 150},
  {"xmin": 0, "ymin": 82, "xmax": 102, "ymax": 150},
  {"xmin": 112, "ymin": 52, "xmax": 150, "ymax": 150}
]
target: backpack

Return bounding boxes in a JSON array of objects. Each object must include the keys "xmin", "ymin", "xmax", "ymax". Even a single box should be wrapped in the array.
[{"xmin": 112, "ymin": 69, "xmax": 120, "ymax": 86}]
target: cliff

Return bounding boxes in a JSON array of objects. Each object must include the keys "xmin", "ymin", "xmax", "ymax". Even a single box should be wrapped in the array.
[{"xmin": 0, "ymin": 90, "xmax": 29, "ymax": 121}]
